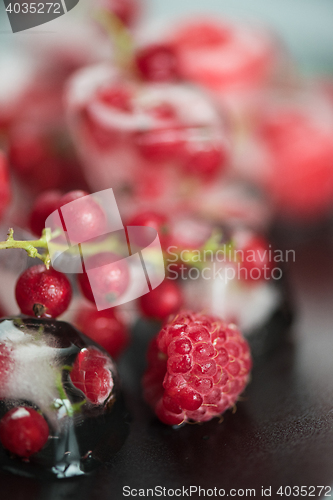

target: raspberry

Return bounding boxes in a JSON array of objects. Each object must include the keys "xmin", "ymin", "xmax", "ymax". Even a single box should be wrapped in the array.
[
  {"xmin": 142, "ymin": 312, "xmax": 252, "ymax": 425},
  {"xmin": 0, "ymin": 407, "xmax": 49, "ymax": 458},
  {"xmin": 70, "ymin": 347, "xmax": 114, "ymax": 405}
]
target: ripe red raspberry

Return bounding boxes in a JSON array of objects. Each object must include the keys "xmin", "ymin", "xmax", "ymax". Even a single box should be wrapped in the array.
[
  {"xmin": 70, "ymin": 347, "xmax": 114, "ymax": 405},
  {"xmin": 142, "ymin": 312, "xmax": 252, "ymax": 425},
  {"xmin": 0, "ymin": 407, "xmax": 49, "ymax": 458}
]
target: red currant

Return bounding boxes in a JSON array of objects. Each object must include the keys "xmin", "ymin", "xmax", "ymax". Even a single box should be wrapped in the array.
[
  {"xmin": 29, "ymin": 190, "xmax": 63, "ymax": 237},
  {"xmin": 74, "ymin": 307, "xmax": 129, "ymax": 359},
  {"xmin": 138, "ymin": 280, "xmax": 183, "ymax": 321},
  {"xmin": 70, "ymin": 347, "xmax": 114, "ymax": 405},
  {"xmin": 0, "ymin": 407, "xmax": 49, "ymax": 458},
  {"xmin": 58, "ymin": 190, "xmax": 108, "ymax": 244},
  {"xmin": 238, "ymin": 236, "xmax": 272, "ymax": 282},
  {"xmin": 78, "ymin": 252, "xmax": 130, "ymax": 309},
  {"xmin": 126, "ymin": 210, "xmax": 170, "ymax": 249},
  {"xmin": 15, "ymin": 265, "xmax": 72, "ymax": 318},
  {"xmin": 135, "ymin": 43, "xmax": 179, "ymax": 82}
]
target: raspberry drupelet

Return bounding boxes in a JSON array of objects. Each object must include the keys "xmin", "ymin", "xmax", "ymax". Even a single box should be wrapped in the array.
[{"xmin": 142, "ymin": 311, "xmax": 252, "ymax": 425}]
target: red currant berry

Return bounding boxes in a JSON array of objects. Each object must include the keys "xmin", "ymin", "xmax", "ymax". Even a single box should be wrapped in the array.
[
  {"xmin": 135, "ymin": 43, "xmax": 179, "ymax": 82},
  {"xmin": 238, "ymin": 236, "xmax": 272, "ymax": 282},
  {"xmin": 15, "ymin": 265, "xmax": 72, "ymax": 318},
  {"xmin": 0, "ymin": 407, "xmax": 49, "ymax": 458},
  {"xmin": 138, "ymin": 280, "xmax": 183, "ymax": 321},
  {"xmin": 127, "ymin": 210, "xmax": 170, "ymax": 249},
  {"xmin": 29, "ymin": 190, "xmax": 63, "ymax": 237},
  {"xmin": 74, "ymin": 307, "xmax": 129, "ymax": 359},
  {"xmin": 78, "ymin": 252, "xmax": 130, "ymax": 309},
  {"xmin": 58, "ymin": 190, "xmax": 108, "ymax": 244},
  {"xmin": 70, "ymin": 347, "xmax": 114, "ymax": 405}
]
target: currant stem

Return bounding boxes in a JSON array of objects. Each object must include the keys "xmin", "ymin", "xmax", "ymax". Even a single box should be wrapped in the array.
[
  {"xmin": 94, "ymin": 10, "xmax": 135, "ymax": 72},
  {"xmin": 0, "ymin": 228, "xmax": 50, "ymax": 266}
]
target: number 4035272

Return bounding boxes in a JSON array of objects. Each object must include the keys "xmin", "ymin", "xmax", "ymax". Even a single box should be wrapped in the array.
[{"xmin": 5, "ymin": 3, "xmax": 61, "ymax": 14}]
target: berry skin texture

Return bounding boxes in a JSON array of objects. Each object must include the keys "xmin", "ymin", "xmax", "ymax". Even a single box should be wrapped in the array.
[
  {"xmin": 29, "ymin": 189, "xmax": 63, "ymax": 237},
  {"xmin": 74, "ymin": 307, "xmax": 129, "ymax": 359},
  {"xmin": 58, "ymin": 190, "xmax": 107, "ymax": 244},
  {"xmin": 78, "ymin": 252, "xmax": 130, "ymax": 309},
  {"xmin": 15, "ymin": 265, "xmax": 72, "ymax": 318},
  {"xmin": 142, "ymin": 312, "xmax": 252, "ymax": 425},
  {"xmin": 70, "ymin": 347, "xmax": 114, "ymax": 405},
  {"xmin": 138, "ymin": 280, "xmax": 184, "ymax": 321},
  {"xmin": 0, "ymin": 407, "xmax": 49, "ymax": 458},
  {"xmin": 135, "ymin": 43, "xmax": 179, "ymax": 82}
]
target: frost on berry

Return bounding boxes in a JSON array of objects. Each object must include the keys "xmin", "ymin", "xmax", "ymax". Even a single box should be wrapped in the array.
[{"xmin": 142, "ymin": 311, "xmax": 252, "ymax": 425}]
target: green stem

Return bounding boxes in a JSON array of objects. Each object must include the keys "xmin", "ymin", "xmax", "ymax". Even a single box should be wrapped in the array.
[
  {"xmin": 0, "ymin": 228, "xmax": 50, "ymax": 266},
  {"xmin": 94, "ymin": 10, "xmax": 135, "ymax": 72}
]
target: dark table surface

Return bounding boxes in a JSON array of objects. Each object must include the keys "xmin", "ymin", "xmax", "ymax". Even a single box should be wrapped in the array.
[{"xmin": 1, "ymin": 229, "xmax": 333, "ymax": 500}]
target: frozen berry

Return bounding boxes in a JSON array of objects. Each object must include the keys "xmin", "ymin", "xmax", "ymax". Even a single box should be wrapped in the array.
[
  {"xmin": 138, "ymin": 280, "xmax": 183, "ymax": 321},
  {"xmin": 0, "ymin": 407, "xmax": 49, "ymax": 458},
  {"xmin": 74, "ymin": 307, "xmax": 129, "ymax": 358},
  {"xmin": 58, "ymin": 190, "xmax": 107, "ymax": 243},
  {"xmin": 70, "ymin": 347, "xmax": 114, "ymax": 405},
  {"xmin": 142, "ymin": 312, "xmax": 252, "ymax": 425},
  {"xmin": 78, "ymin": 252, "xmax": 130, "ymax": 309},
  {"xmin": 29, "ymin": 190, "xmax": 63, "ymax": 237},
  {"xmin": 135, "ymin": 43, "xmax": 179, "ymax": 82},
  {"xmin": 0, "ymin": 343, "xmax": 14, "ymax": 393},
  {"xmin": 15, "ymin": 265, "xmax": 72, "ymax": 318}
]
